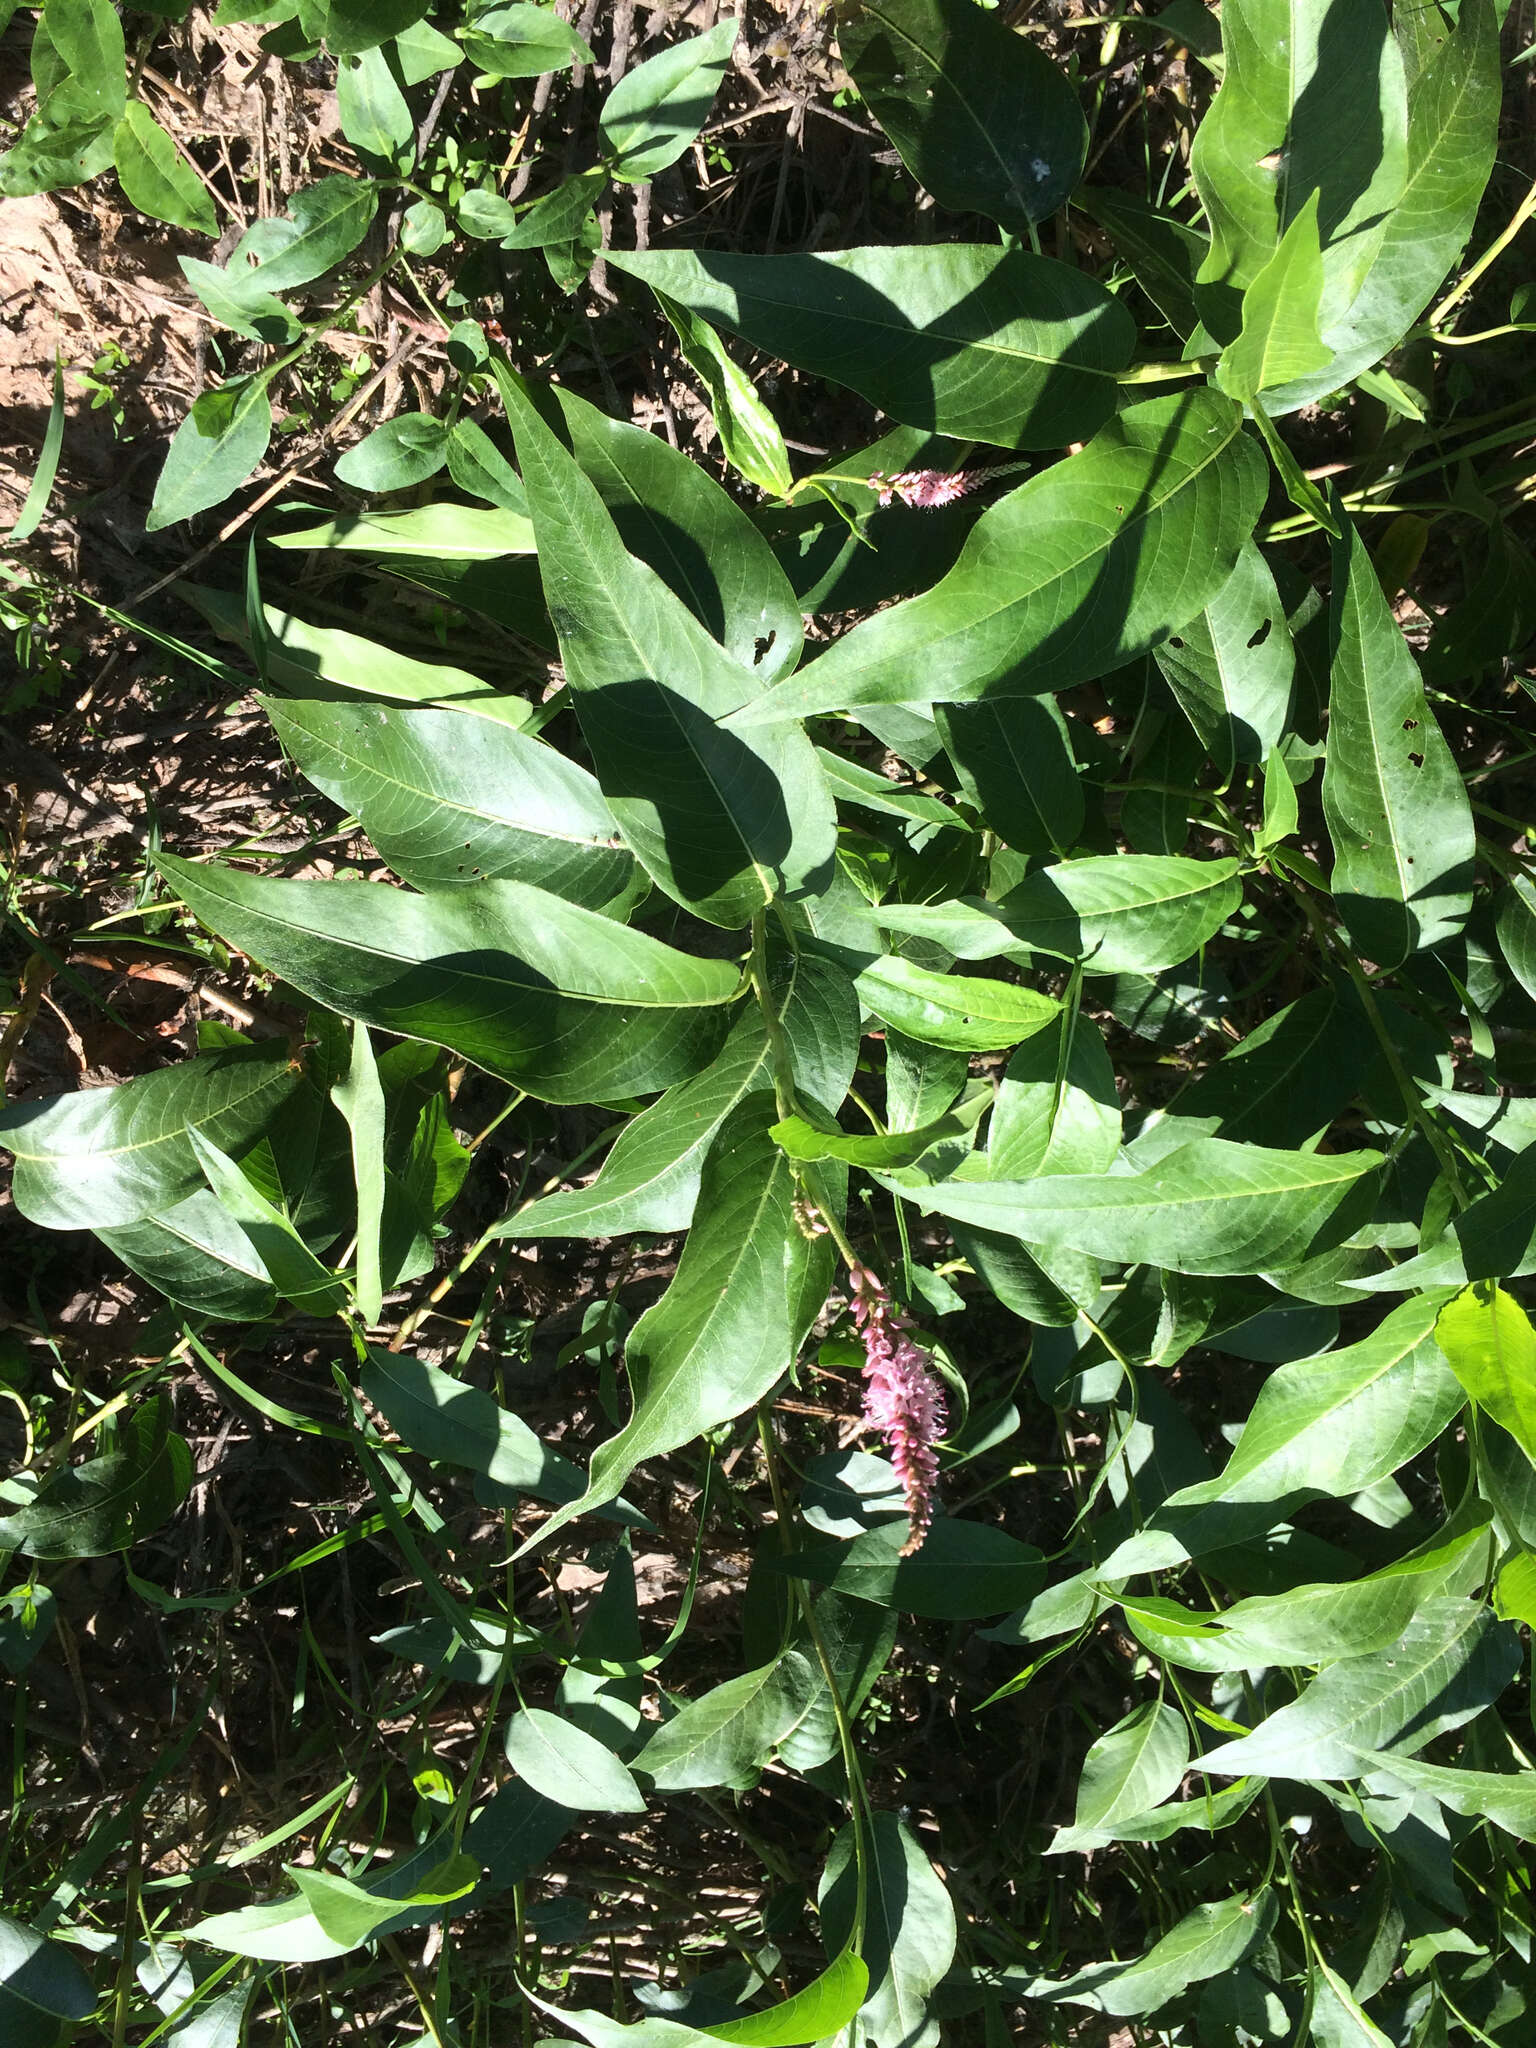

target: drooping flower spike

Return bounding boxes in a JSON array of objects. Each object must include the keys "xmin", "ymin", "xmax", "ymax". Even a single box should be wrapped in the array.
[{"xmin": 845, "ymin": 1262, "xmax": 947, "ymax": 1554}]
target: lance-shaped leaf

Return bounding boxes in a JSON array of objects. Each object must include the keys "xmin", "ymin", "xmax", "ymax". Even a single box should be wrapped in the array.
[
  {"xmin": 518, "ymin": 1098, "xmax": 836, "ymax": 1551},
  {"xmin": 189, "ymin": 1129, "xmax": 351, "ymax": 1317},
  {"xmin": 97, "ymin": 1189, "xmax": 279, "ymax": 1322},
  {"xmin": 1308, "ymin": 1960, "xmax": 1394, "ymax": 2046},
  {"xmin": 935, "ymin": 696, "xmax": 1084, "ymax": 854},
  {"xmin": 1215, "ymin": 189, "xmax": 1331, "ymax": 401},
  {"xmin": 360, "ymin": 1348, "xmax": 588, "ymax": 1508},
  {"xmin": 599, "ymin": 17, "xmax": 738, "ymax": 180},
  {"xmin": 608, "ymin": 243, "xmax": 1134, "ymax": 449},
  {"xmin": 732, "ymin": 389, "xmax": 1266, "ymax": 721},
  {"xmin": 552, "ymin": 383, "xmax": 803, "ymax": 684},
  {"xmin": 263, "ymin": 696, "xmax": 638, "ymax": 909},
  {"xmin": 636, "ymin": 1652, "xmax": 819, "ymax": 1792},
  {"xmin": 1322, "ymin": 512, "xmax": 1474, "ymax": 967},
  {"xmin": 1434, "ymin": 1285, "xmax": 1536, "ymax": 1465},
  {"xmin": 332, "ymin": 1024, "xmax": 386, "ymax": 1325},
  {"xmin": 1160, "ymin": 1293, "xmax": 1463, "ymax": 1507},
  {"xmin": 0, "ymin": 1041, "xmax": 303, "ymax": 1230},
  {"xmin": 459, "ymin": 2, "xmax": 592, "ymax": 77},
  {"xmin": 0, "ymin": 1914, "xmax": 96, "ymax": 2048},
  {"xmin": 234, "ymin": 174, "xmax": 376, "ymax": 294},
  {"xmin": 770, "ymin": 1517, "xmax": 1044, "ymax": 1619},
  {"xmin": 653, "ymin": 285, "xmax": 794, "ymax": 498},
  {"xmin": 155, "ymin": 854, "xmax": 739, "ymax": 1103},
  {"xmin": 1054, "ymin": 1702, "xmax": 1190, "ymax": 1849},
  {"xmin": 877, "ymin": 856, "xmax": 1244, "ymax": 976},
  {"xmin": 1006, "ymin": 1891, "xmax": 1276, "ymax": 2017},
  {"xmin": 1352, "ymin": 1141, "xmax": 1536, "ymax": 1294},
  {"xmin": 990, "ymin": 1011, "xmax": 1120, "ymax": 1179},
  {"xmin": 838, "ymin": 0, "xmax": 1087, "ymax": 232},
  {"xmin": 1190, "ymin": 0, "xmax": 1406, "ymax": 336},
  {"xmin": 855, "ymin": 957, "xmax": 1060, "ymax": 1053},
  {"xmin": 497, "ymin": 368, "xmax": 835, "ymax": 927},
  {"xmin": 0, "ymin": 1395, "xmax": 193, "ymax": 1561},
  {"xmin": 1198, "ymin": 1598, "xmax": 1520, "ymax": 1779},
  {"xmin": 820, "ymin": 1814, "xmax": 955, "ymax": 2048},
  {"xmin": 503, "ymin": 1707, "xmax": 647, "ymax": 1813},
  {"xmin": 1360, "ymin": 1753, "xmax": 1536, "ymax": 1844},
  {"xmin": 113, "ymin": 102, "xmax": 218, "ymax": 235},
  {"xmin": 147, "ymin": 375, "xmax": 272, "ymax": 531},
  {"xmin": 1265, "ymin": 0, "xmax": 1500, "ymax": 412},
  {"xmin": 876, "ymin": 1136, "xmax": 1378, "ymax": 1277},
  {"xmin": 1155, "ymin": 542, "xmax": 1294, "ymax": 775}
]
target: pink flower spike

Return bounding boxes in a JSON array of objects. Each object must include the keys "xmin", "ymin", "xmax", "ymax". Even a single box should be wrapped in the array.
[
  {"xmin": 867, "ymin": 468, "xmax": 985, "ymax": 511},
  {"xmin": 846, "ymin": 1263, "xmax": 947, "ymax": 1553}
]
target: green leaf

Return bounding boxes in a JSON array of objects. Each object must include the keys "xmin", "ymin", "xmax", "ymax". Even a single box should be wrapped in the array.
[
  {"xmin": 240, "ymin": 175, "xmax": 376, "ymax": 293},
  {"xmin": 98, "ymin": 1189, "xmax": 279, "ymax": 1322},
  {"xmin": 496, "ymin": 166, "xmax": 606, "ymax": 249},
  {"xmin": 1173, "ymin": 987, "xmax": 1368, "ymax": 1148},
  {"xmin": 608, "ymin": 243, "xmax": 1134, "ymax": 450},
  {"xmin": 319, "ymin": 0, "xmax": 433, "ymax": 54},
  {"xmin": 459, "ymin": 2, "xmax": 592, "ymax": 77},
  {"xmin": 336, "ymin": 44, "xmax": 415, "ymax": 170},
  {"xmin": 769, "ymin": 1105, "xmax": 981, "ymax": 1171},
  {"xmin": 1154, "ymin": 541, "xmax": 1295, "ymax": 773},
  {"xmin": 395, "ymin": 16, "xmax": 460, "ymax": 82},
  {"xmin": 734, "ymin": 389, "xmax": 1265, "ymax": 720},
  {"xmin": 705, "ymin": 1948, "xmax": 869, "ymax": 2047},
  {"xmin": 44, "ymin": 0, "xmax": 126, "ymax": 119},
  {"xmin": 1495, "ymin": 873, "xmax": 1536, "ymax": 1007},
  {"xmin": 287, "ymin": 1856, "xmax": 476, "ymax": 1950},
  {"xmin": 1359, "ymin": 1752, "xmax": 1536, "ymax": 1844},
  {"xmin": 878, "ymin": 856, "xmax": 1244, "ymax": 976},
  {"xmin": 1215, "ymin": 189, "xmax": 1331, "ymax": 401},
  {"xmin": 775, "ymin": 1590, "xmax": 897, "ymax": 1772},
  {"xmin": 1008, "ymin": 1891, "xmax": 1276, "ymax": 2017},
  {"xmin": 360, "ymin": 1349, "xmax": 588, "ymax": 1508},
  {"xmin": 7, "ymin": 356, "xmax": 65, "ymax": 543},
  {"xmin": 497, "ymin": 366, "xmax": 835, "ymax": 927},
  {"xmin": 401, "ymin": 196, "xmax": 448, "ymax": 253},
  {"xmin": 1322, "ymin": 510, "xmax": 1474, "ymax": 967},
  {"xmin": 1059, "ymin": 1702, "xmax": 1189, "ymax": 1845},
  {"xmin": 113, "ymin": 102, "xmax": 217, "ymax": 234},
  {"xmin": 1198, "ymin": 1598, "xmax": 1519, "ymax": 1778},
  {"xmin": 820, "ymin": 1814, "xmax": 955, "ymax": 2048},
  {"xmin": 636, "ymin": 1652, "xmax": 819, "ymax": 1792},
  {"xmin": 0, "ymin": 1913, "xmax": 97, "ymax": 2048},
  {"xmin": 1163, "ymin": 1293, "xmax": 1463, "ymax": 1506},
  {"xmin": 445, "ymin": 419, "xmax": 528, "ymax": 509},
  {"xmin": 934, "ymin": 697, "xmax": 1084, "ymax": 854},
  {"xmin": 1075, "ymin": 185, "xmax": 1208, "ymax": 339},
  {"xmin": 335, "ymin": 413, "xmax": 449, "ymax": 491},
  {"xmin": 263, "ymin": 696, "xmax": 637, "ymax": 908},
  {"xmin": 0, "ymin": 1395, "xmax": 193, "ymax": 1561},
  {"xmin": 271, "ymin": 501, "xmax": 534, "ymax": 558},
  {"xmin": 146, "ymin": 375, "xmax": 272, "ymax": 531},
  {"xmin": 155, "ymin": 854, "xmax": 739, "ymax": 1102},
  {"xmin": 189, "ymin": 1129, "xmax": 350, "ymax": 1316},
  {"xmin": 1268, "ymin": 0, "xmax": 1499, "ymax": 410},
  {"xmin": 855, "ymin": 956, "xmax": 1059, "ymax": 1053},
  {"xmin": 332, "ymin": 1023, "xmax": 386, "ymax": 1324},
  {"xmin": 179, "ymin": 255, "xmax": 302, "ymax": 342},
  {"xmin": 599, "ymin": 18, "xmax": 738, "ymax": 180},
  {"xmin": 771, "ymin": 1518, "xmax": 1044, "ymax": 1619},
  {"xmin": 1434, "ymin": 1285, "xmax": 1536, "ymax": 1466},
  {"xmin": 838, "ymin": 0, "xmax": 1087, "ymax": 232},
  {"xmin": 1190, "ymin": 0, "xmax": 1406, "ymax": 340},
  {"xmin": 552, "ymin": 382, "xmax": 803, "ymax": 682},
  {"xmin": 989, "ymin": 1011, "xmax": 1120, "ymax": 1179},
  {"xmin": 503, "ymin": 1707, "xmax": 647, "ymax": 1813},
  {"xmin": 521, "ymin": 1098, "xmax": 836, "ymax": 1549},
  {"xmin": 0, "ymin": 1041, "xmax": 302, "ymax": 1230},
  {"xmin": 1308, "ymin": 1959, "xmax": 1393, "ymax": 2047},
  {"xmin": 877, "ymin": 1136, "xmax": 1379, "ymax": 1277},
  {"xmin": 652, "ymin": 286, "xmax": 794, "ymax": 498}
]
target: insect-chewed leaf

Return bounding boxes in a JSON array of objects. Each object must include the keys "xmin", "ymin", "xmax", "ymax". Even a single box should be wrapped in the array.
[
  {"xmin": 0, "ymin": 1040, "xmax": 303, "ymax": 1230},
  {"xmin": 154, "ymin": 853, "xmax": 739, "ymax": 1102},
  {"xmin": 608, "ymin": 243, "xmax": 1134, "ymax": 449},
  {"xmin": 733, "ymin": 390, "xmax": 1265, "ymax": 721}
]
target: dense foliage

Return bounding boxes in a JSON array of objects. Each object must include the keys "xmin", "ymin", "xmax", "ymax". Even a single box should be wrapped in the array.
[{"xmin": 3, "ymin": 0, "xmax": 1536, "ymax": 2042}]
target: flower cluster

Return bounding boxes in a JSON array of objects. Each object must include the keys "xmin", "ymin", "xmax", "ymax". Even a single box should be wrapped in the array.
[
  {"xmin": 846, "ymin": 1263, "xmax": 947, "ymax": 1553},
  {"xmin": 866, "ymin": 467, "xmax": 986, "ymax": 510}
]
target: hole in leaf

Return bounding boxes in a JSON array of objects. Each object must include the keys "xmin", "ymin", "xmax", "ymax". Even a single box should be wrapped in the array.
[
  {"xmin": 1403, "ymin": 717, "xmax": 1419, "ymax": 730},
  {"xmin": 1247, "ymin": 618, "xmax": 1273, "ymax": 650},
  {"xmin": 1168, "ymin": 636, "xmax": 1185, "ymax": 650},
  {"xmin": 1408, "ymin": 751, "xmax": 1424, "ymax": 767},
  {"xmin": 753, "ymin": 631, "xmax": 776, "ymax": 666}
]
